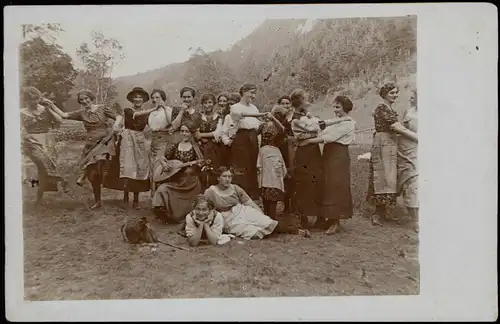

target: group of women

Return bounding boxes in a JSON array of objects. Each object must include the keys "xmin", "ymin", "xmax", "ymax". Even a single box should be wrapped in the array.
[{"xmin": 20, "ymin": 80, "xmax": 418, "ymax": 244}]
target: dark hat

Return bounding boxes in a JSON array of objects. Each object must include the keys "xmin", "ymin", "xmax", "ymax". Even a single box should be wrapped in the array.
[{"xmin": 127, "ymin": 87, "xmax": 150, "ymax": 103}]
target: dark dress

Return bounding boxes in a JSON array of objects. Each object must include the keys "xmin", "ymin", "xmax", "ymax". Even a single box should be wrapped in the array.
[
  {"xmin": 102, "ymin": 107, "xmax": 150, "ymax": 192},
  {"xmin": 198, "ymin": 113, "xmax": 224, "ymax": 188},
  {"xmin": 317, "ymin": 142, "xmax": 353, "ymax": 220},
  {"xmin": 151, "ymin": 144, "xmax": 203, "ymax": 223}
]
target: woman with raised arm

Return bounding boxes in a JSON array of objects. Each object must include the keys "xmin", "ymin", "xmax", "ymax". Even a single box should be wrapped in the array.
[
  {"xmin": 152, "ymin": 122, "xmax": 204, "ymax": 226},
  {"xmin": 129, "ymin": 89, "xmax": 179, "ymax": 193},
  {"xmin": 20, "ymin": 86, "xmax": 69, "ymax": 203},
  {"xmin": 170, "ymin": 87, "xmax": 203, "ymax": 145},
  {"xmin": 366, "ymin": 82, "xmax": 418, "ymax": 226},
  {"xmin": 221, "ymin": 84, "xmax": 264, "ymax": 201},
  {"xmin": 397, "ymin": 89, "xmax": 419, "ymax": 232},
  {"xmin": 297, "ymin": 95, "xmax": 356, "ymax": 235},
  {"xmin": 256, "ymin": 107, "xmax": 288, "ymax": 220},
  {"xmin": 195, "ymin": 93, "xmax": 224, "ymax": 189},
  {"xmin": 57, "ymin": 89, "xmax": 122, "ymax": 209},
  {"xmin": 275, "ymin": 95, "xmax": 294, "ymax": 214},
  {"xmin": 290, "ymin": 88, "xmax": 352, "ymax": 229}
]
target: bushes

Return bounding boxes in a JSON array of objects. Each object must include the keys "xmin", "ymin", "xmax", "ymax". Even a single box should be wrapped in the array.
[{"xmin": 52, "ymin": 122, "xmax": 87, "ymax": 142}]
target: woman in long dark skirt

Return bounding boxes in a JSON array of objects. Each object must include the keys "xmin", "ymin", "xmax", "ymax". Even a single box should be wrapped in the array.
[
  {"xmin": 298, "ymin": 95, "xmax": 356, "ymax": 235},
  {"xmin": 221, "ymin": 84, "xmax": 264, "ymax": 201}
]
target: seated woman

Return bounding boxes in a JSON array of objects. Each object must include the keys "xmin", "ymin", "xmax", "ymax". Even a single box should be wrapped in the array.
[
  {"xmin": 204, "ymin": 167, "xmax": 277, "ymax": 240},
  {"xmin": 204, "ymin": 167, "xmax": 312, "ymax": 240},
  {"xmin": 152, "ymin": 122, "xmax": 204, "ymax": 225},
  {"xmin": 185, "ymin": 195, "xmax": 225, "ymax": 246}
]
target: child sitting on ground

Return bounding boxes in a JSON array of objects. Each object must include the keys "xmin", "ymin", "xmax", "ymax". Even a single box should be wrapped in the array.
[{"xmin": 185, "ymin": 195, "xmax": 226, "ymax": 246}]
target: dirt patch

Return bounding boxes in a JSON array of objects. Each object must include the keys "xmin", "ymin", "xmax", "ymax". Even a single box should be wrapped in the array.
[{"xmin": 23, "ymin": 141, "xmax": 419, "ymax": 300}]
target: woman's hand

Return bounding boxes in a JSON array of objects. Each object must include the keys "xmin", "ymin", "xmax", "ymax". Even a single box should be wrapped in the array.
[
  {"xmin": 194, "ymin": 130, "xmax": 202, "ymax": 140},
  {"xmin": 112, "ymin": 122, "xmax": 122, "ymax": 134},
  {"xmin": 162, "ymin": 161, "xmax": 172, "ymax": 173},
  {"xmin": 298, "ymin": 139, "xmax": 311, "ymax": 147}
]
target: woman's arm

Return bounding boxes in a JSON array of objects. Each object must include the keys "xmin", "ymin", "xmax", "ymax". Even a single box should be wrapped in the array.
[
  {"xmin": 267, "ymin": 113, "xmax": 285, "ymax": 133},
  {"xmin": 323, "ymin": 116, "xmax": 352, "ymax": 127},
  {"xmin": 133, "ymin": 107, "xmax": 157, "ymax": 118},
  {"xmin": 203, "ymin": 214, "xmax": 223, "ymax": 246},
  {"xmin": 188, "ymin": 223, "xmax": 204, "ymax": 247},
  {"xmin": 391, "ymin": 122, "xmax": 418, "ymax": 142},
  {"xmin": 44, "ymin": 105, "xmax": 64, "ymax": 123},
  {"xmin": 171, "ymin": 105, "xmax": 186, "ymax": 131},
  {"xmin": 220, "ymin": 114, "xmax": 233, "ymax": 146},
  {"xmin": 185, "ymin": 214, "xmax": 204, "ymax": 247}
]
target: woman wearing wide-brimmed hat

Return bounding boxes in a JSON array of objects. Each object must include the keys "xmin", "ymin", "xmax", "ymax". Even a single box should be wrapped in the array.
[
  {"xmin": 103, "ymin": 87, "xmax": 152, "ymax": 209},
  {"xmin": 57, "ymin": 89, "xmax": 123, "ymax": 209}
]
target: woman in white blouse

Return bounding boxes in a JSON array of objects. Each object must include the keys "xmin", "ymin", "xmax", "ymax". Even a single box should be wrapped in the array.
[
  {"xmin": 298, "ymin": 95, "xmax": 356, "ymax": 235},
  {"xmin": 221, "ymin": 84, "xmax": 266, "ymax": 201},
  {"xmin": 132, "ymin": 89, "xmax": 184, "ymax": 192}
]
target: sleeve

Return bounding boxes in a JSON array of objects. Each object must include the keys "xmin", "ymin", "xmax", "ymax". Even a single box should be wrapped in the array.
[
  {"xmin": 210, "ymin": 212, "xmax": 224, "ymax": 241},
  {"xmin": 376, "ymin": 104, "xmax": 398, "ymax": 126},
  {"xmin": 212, "ymin": 116, "xmax": 224, "ymax": 142},
  {"xmin": 103, "ymin": 105, "xmax": 118, "ymax": 120},
  {"xmin": 321, "ymin": 121, "xmax": 356, "ymax": 143},
  {"xmin": 257, "ymin": 123, "xmax": 264, "ymax": 135},
  {"xmin": 184, "ymin": 213, "xmax": 197, "ymax": 238},
  {"xmin": 171, "ymin": 106, "xmax": 181, "ymax": 121},
  {"xmin": 164, "ymin": 106, "xmax": 173, "ymax": 125},
  {"xmin": 221, "ymin": 114, "xmax": 233, "ymax": 145},
  {"xmin": 234, "ymin": 185, "xmax": 252, "ymax": 204},
  {"xmin": 66, "ymin": 109, "xmax": 83, "ymax": 121}
]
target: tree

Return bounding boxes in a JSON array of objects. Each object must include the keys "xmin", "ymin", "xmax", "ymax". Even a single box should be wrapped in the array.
[
  {"xmin": 183, "ymin": 47, "xmax": 240, "ymax": 96},
  {"xmin": 20, "ymin": 37, "xmax": 77, "ymax": 105},
  {"xmin": 76, "ymin": 31, "xmax": 124, "ymax": 105},
  {"xmin": 22, "ymin": 23, "xmax": 64, "ymax": 44}
]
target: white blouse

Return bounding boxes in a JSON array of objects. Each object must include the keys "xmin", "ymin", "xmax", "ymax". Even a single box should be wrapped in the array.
[{"xmin": 148, "ymin": 106, "xmax": 174, "ymax": 132}]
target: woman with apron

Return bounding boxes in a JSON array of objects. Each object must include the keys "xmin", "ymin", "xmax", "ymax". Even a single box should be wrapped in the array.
[{"xmin": 366, "ymin": 83, "xmax": 418, "ymax": 226}]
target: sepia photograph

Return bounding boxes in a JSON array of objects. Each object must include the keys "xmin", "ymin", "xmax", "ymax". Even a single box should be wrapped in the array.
[{"xmin": 4, "ymin": 3, "xmax": 497, "ymax": 322}]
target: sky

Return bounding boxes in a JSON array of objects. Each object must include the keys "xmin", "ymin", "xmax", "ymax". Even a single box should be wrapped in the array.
[{"xmin": 54, "ymin": 18, "xmax": 265, "ymax": 78}]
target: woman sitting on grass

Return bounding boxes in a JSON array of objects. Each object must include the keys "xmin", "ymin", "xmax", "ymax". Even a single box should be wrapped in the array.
[{"xmin": 184, "ymin": 195, "xmax": 225, "ymax": 246}]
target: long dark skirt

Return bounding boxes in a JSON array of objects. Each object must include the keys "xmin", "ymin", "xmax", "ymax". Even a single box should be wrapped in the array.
[
  {"xmin": 230, "ymin": 129, "xmax": 260, "ymax": 200},
  {"xmin": 317, "ymin": 142, "xmax": 353, "ymax": 220},
  {"xmin": 102, "ymin": 136, "xmax": 150, "ymax": 193},
  {"xmin": 292, "ymin": 143, "xmax": 323, "ymax": 217},
  {"xmin": 199, "ymin": 139, "xmax": 225, "ymax": 189}
]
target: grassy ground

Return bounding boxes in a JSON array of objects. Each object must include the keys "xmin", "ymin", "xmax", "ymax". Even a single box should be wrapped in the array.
[{"xmin": 23, "ymin": 141, "xmax": 419, "ymax": 300}]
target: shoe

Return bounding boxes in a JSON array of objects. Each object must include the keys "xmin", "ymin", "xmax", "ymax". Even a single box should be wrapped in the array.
[
  {"xmin": 325, "ymin": 221, "xmax": 340, "ymax": 235},
  {"xmin": 371, "ymin": 214, "xmax": 383, "ymax": 227}
]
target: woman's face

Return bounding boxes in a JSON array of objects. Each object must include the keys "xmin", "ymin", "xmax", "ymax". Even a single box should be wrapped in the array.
[
  {"xmin": 151, "ymin": 92, "xmax": 164, "ymax": 106},
  {"xmin": 243, "ymin": 89, "xmax": 257, "ymax": 103},
  {"xmin": 193, "ymin": 201, "xmax": 211, "ymax": 221},
  {"xmin": 218, "ymin": 96, "xmax": 228, "ymax": 108},
  {"xmin": 279, "ymin": 98, "xmax": 291, "ymax": 110},
  {"xmin": 409, "ymin": 91, "xmax": 417, "ymax": 108},
  {"xmin": 384, "ymin": 88, "xmax": 399, "ymax": 104},
  {"xmin": 218, "ymin": 170, "xmax": 233, "ymax": 187},
  {"xmin": 180, "ymin": 125, "xmax": 192, "ymax": 142},
  {"xmin": 333, "ymin": 101, "xmax": 347, "ymax": 117},
  {"xmin": 133, "ymin": 94, "xmax": 144, "ymax": 107},
  {"xmin": 291, "ymin": 96, "xmax": 303, "ymax": 108},
  {"xmin": 202, "ymin": 99, "xmax": 214, "ymax": 114},
  {"xmin": 79, "ymin": 94, "xmax": 93, "ymax": 108},
  {"xmin": 181, "ymin": 91, "xmax": 194, "ymax": 107}
]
